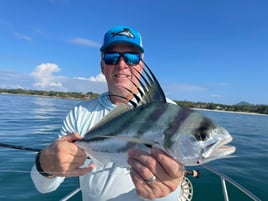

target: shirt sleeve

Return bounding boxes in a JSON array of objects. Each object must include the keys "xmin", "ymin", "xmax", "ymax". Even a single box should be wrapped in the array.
[
  {"xmin": 30, "ymin": 107, "xmax": 77, "ymax": 193},
  {"xmin": 31, "ymin": 164, "xmax": 65, "ymax": 193}
]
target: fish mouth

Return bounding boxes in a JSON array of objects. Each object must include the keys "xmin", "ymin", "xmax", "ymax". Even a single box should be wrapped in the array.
[{"xmin": 202, "ymin": 135, "xmax": 236, "ymax": 159}]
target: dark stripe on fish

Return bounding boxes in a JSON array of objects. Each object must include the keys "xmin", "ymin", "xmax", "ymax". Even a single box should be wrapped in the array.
[
  {"xmin": 147, "ymin": 102, "xmax": 169, "ymax": 122},
  {"xmin": 194, "ymin": 117, "xmax": 216, "ymax": 141},
  {"xmin": 123, "ymin": 103, "xmax": 169, "ymax": 149},
  {"xmin": 163, "ymin": 107, "xmax": 193, "ymax": 148},
  {"xmin": 164, "ymin": 107, "xmax": 192, "ymax": 136},
  {"xmin": 201, "ymin": 117, "xmax": 215, "ymax": 129},
  {"xmin": 135, "ymin": 103, "xmax": 169, "ymax": 137}
]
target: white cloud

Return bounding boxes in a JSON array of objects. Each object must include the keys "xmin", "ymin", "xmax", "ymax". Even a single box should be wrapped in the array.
[
  {"xmin": 68, "ymin": 37, "xmax": 101, "ymax": 47},
  {"xmin": 89, "ymin": 73, "xmax": 106, "ymax": 82},
  {"xmin": 31, "ymin": 63, "xmax": 65, "ymax": 90},
  {"xmin": 29, "ymin": 62, "xmax": 107, "ymax": 93},
  {"xmin": 13, "ymin": 32, "xmax": 32, "ymax": 41},
  {"xmin": 0, "ymin": 64, "xmax": 107, "ymax": 94},
  {"xmin": 74, "ymin": 73, "xmax": 106, "ymax": 82}
]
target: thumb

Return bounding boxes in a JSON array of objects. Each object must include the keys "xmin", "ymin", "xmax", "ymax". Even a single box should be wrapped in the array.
[{"xmin": 61, "ymin": 132, "xmax": 82, "ymax": 142}]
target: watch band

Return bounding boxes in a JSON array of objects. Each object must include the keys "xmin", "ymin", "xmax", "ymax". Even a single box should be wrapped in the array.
[{"xmin": 35, "ymin": 152, "xmax": 54, "ymax": 178}]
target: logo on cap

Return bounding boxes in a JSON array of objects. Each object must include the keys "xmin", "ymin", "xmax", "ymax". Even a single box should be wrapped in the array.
[{"xmin": 111, "ymin": 28, "xmax": 135, "ymax": 39}]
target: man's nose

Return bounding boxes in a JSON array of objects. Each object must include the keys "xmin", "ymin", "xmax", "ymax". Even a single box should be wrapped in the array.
[{"xmin": 116, "ymin": 56, "xmax": 128, "ymax": 68}]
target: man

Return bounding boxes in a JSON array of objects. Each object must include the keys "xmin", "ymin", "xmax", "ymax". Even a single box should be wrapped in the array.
[{"xmin": 31, "ymin": 25, "xmax": 184, "ymax": 200}]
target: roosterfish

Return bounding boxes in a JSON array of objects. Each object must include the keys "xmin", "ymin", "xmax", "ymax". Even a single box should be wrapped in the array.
[{"xmin": 76, "ymin": 61, "xmax": 235, "ymax": 167}]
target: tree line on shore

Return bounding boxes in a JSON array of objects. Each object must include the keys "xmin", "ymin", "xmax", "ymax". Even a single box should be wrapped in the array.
[
  {"xmin": 174, "ymin": 100, "xmax": 268, "ymax": 115},
  {"xmin": 0, "ymin": 88, "xmax": 99, "ymax": 100},
  {"xmin": 1, "ymin": 88, "xmax": 267, "ymax": 115}
]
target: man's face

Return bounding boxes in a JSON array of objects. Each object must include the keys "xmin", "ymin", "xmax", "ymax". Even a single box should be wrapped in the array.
[{"xmin": 101, "ymin": 43, "xmax": 143, "ymax": 104}]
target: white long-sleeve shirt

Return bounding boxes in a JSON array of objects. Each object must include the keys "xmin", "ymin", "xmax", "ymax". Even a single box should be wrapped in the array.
[{"xmin": 31, "ymin": 93, "xmax": 181, "ymax": 201}]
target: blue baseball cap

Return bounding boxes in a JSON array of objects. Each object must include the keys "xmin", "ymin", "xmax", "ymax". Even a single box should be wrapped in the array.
[{"xmin": 100, "ymin": 25, "xmax": 144, "ymax": 53}]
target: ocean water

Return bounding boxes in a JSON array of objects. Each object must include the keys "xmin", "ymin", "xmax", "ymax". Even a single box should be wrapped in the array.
[{"xmin": 0, "ymin": 94, "xmax": 267, "ymax": 201}]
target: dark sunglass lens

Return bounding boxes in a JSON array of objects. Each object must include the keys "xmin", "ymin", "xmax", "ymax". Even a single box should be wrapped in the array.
[
  {"xmin": 124, "ymin": 53, "xmax": 140, "ymax": 65},
  {"xmin": 103, "ymin": 52, "xmax": 140, "ymax": 65},
  {"xmin": 103, "ymin": 53, "xmax": 120, "ymax": 65}
]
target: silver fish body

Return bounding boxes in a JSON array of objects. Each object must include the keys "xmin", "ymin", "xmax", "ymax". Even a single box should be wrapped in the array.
[
  {"xmin": 76, "ymin": 101, "xmax": 235, "ymax": 167},
  {"xmin": 76, "ymin": 61, "xmax": 235, "ymax": 167}
]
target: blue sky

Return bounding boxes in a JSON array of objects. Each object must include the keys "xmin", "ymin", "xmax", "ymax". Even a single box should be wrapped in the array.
[{"xmin": 0, "ymin": 0, "xmax": 267, "ymax": 105}]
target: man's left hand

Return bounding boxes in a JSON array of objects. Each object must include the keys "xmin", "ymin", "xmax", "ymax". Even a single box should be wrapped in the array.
[{"xmin": 128, "ymin": 147, "xmax": 184, "ymax": 200}]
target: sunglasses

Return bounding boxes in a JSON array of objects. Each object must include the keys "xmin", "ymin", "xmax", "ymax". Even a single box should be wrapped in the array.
[{"xmin": 103, "ymin": 52, "xmax": 141, "ymax": 65}]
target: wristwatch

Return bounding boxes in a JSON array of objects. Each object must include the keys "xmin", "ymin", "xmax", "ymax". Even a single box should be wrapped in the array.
[{"xmin": 35, "ymin": 152, "xmax": 55, "ymax": 178}]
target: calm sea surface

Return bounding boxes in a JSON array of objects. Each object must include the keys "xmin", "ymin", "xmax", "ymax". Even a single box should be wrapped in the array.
[{"xmin": 0, "ymin": 94, "xmax": 267, "ymax": 201}]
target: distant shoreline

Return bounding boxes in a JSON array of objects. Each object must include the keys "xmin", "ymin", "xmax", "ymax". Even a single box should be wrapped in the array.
[
  {"xmin": 193, "ymin": 108, "xmax": 268, "ymax": 116},
  {"xmin": 0, "ymin": 92, "xmax": 81, "ymax": 100},
  {"xmin": 1, "ymin": 91, "xmax": 267, "ymax": 116}
]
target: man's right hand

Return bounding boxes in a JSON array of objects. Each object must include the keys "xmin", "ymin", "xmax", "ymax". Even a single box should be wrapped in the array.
[{"xmin": 38, "ymin": 132, "xmax": 95, "ymax": 177}]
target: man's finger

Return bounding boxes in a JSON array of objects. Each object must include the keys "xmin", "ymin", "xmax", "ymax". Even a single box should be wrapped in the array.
[
  {"xmin": 60, "ymin": 132, "xmax": 82, "ymax": 142},
  {"xmin": 151, "ymin": 148, "xmax": 184, "ymax": 179}
]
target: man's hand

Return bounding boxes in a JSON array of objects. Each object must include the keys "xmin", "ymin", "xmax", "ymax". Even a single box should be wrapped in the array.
[
  {"xmin": 128, "ymin": 147, "xmax": 184, "ymax": 200},
  {"xmin": 39, "ymin": 132, "xmax": 95, "ymax": 177}
]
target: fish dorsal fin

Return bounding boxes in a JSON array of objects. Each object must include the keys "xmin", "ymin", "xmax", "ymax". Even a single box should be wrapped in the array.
[
  {"xmin": 137, "ymin": 60, "xmax": 167, "ymax": 105},
  {"xmin": 107, "ymin": 61, "xmax": 167, "ymax": 108},
  {"xmin": 123, "ymin": 61, "xmax": 167, "ymax": 107},
  {"xmin": 85, "ymin": 103, "xmax": 133, "ymax": 135}
]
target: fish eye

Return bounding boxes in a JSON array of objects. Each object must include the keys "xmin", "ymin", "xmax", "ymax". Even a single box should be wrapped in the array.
[{"xmin": 195, "ymin": 129, "xmax": 208, "ymax": 141}]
